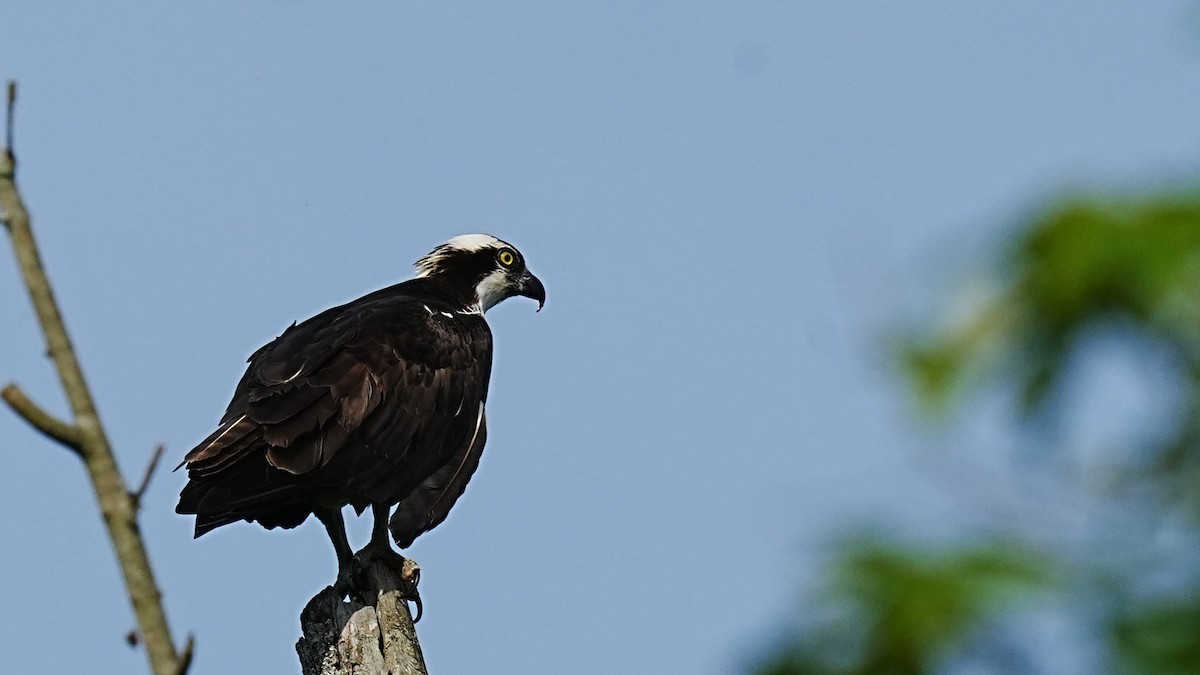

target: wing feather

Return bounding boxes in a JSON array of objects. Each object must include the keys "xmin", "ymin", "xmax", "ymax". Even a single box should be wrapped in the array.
[
  {"xmin": 389, "ymin": 410, "xmax": 489, "ymax": 548},
  {"xmin": 177, "ymin": 282, "xmax": 495, "ymax": 541}
]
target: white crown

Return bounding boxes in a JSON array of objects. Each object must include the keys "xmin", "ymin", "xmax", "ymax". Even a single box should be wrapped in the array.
[{"xmin": 414, "ymin": 233, "xmax": 506, "ymax": 278}]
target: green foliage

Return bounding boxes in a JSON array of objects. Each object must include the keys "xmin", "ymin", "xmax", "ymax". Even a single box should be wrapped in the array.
[
  {"xmin": 1113, "ymin": 593, "xmax": 1200, "ymax": 675},
  {"xmin": 761, "ymin": 187, "xmax": 1200, "ymax": 674},
  {"xmin": 903, "ymin": 190, "xmax": 1200, "ymax": 413},
  {"xmin": 753, "ymin": 538, "xmax": 1048, "ymax": 675},
  {"xmin": 902, "ymin": 189, "xmax": 1200, "ymax": 508}
]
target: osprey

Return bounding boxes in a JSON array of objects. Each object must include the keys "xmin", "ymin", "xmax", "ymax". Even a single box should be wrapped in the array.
[{"xmin": 176, "ymin": 234, "xmax": 544, "ymax": 594}]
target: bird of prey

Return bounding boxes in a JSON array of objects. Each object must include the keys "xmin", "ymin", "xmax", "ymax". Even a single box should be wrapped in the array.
[{"xmin": 176, "ymin": 234, "xmax": 544, "ymax": 595}]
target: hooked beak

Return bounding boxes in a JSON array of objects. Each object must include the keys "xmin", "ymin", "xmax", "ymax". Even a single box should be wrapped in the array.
[{"xmin": 516, "ymin": 271, "xmax": 546, "ymax": 311}]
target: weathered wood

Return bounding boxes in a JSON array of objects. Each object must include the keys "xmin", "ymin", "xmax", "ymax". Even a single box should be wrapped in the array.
[{"xmin": 297, "ymin": 558, "xmax": 427, "ymax": 675}]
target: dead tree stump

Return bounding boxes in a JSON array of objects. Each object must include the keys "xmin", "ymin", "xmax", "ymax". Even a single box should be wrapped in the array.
[{"xmin": 296, "ymin": 558, "xmax": 427, "ymax": 675}]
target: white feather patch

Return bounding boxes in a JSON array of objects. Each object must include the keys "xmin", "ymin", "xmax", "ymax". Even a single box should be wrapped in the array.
[
  {"xmin": 474, "ymin": 268, "xmax": 512, "ymax": 312},
  {"xmin": 414, "ymin": 233, "xmax": 508, "ymax": 277},
  {"xmin": 443, "ymin": 233, "xmax": 502, "ymax": 252}
]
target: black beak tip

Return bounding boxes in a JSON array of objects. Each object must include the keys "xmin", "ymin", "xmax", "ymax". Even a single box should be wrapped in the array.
[{"xmin": 520, "ymin": 272, "xmax": 546, "ymax": 312}]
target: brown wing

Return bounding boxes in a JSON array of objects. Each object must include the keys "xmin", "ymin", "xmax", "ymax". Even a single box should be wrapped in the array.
[
  {"xmin": 177, "ymin": 283, "xmax": 494, "ymax": 536},
  {"xmin": 388, "ymin": 410, "xmax": 488, "ymax": 548}
]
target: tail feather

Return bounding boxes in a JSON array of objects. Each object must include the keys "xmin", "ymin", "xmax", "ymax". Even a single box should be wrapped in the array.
[{"xmin": 177, "ymin": 453, "xmax": 316, "ymax": 536}]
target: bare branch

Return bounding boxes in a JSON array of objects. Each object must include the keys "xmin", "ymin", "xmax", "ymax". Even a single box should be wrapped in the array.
[
  {"xmin": 1, "ymin": 383, "xmax": 83, "ymax": 452},
  {"xmin": 5, "ymin": 82, "xmax": 13, "ymax": 155},
  {"xmin": 131, "ymin": 443, "xmax": 166, "ymax": 509},
  {"xmin": 174, "ymin": 635, "xmax": 195, "ymax": 675},
  {"xmin": 2, "ymin": 81, "xmax": 185, "ymax": 675}
]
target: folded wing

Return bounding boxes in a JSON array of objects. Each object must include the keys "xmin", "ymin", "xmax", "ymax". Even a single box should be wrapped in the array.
[{"xmin": 177, "ymin": 290, "xmax": 493, "ymax": 537}]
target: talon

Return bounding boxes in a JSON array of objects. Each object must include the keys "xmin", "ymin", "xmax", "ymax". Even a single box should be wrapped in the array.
[
  {"xmin": 400, "ymin": 565, "xmax": 423, "ymax": 622},
  {"xmin": 409, "ymin": 594, "xmax": 423, "ymax": 623},
  {"xmin": 344, "ymin": 543, "xmax": 423, "ymax": 620}
]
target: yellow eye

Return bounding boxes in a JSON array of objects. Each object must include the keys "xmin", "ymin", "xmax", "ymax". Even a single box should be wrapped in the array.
[{"xmin": 498, "ymin": 249, "xmax": 516, "ymax": 267}]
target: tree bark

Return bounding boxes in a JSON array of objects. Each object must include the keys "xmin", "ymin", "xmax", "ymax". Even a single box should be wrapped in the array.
[{"xmin": 297, "ymin": 557, "xmax": 428, "ymax": 675}]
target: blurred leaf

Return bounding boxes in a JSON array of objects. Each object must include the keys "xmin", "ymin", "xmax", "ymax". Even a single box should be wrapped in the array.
[
  {"xmin": 763, "ymin": 187, "xmax": 1200, "ymax": 675},
  {"xmin": 900, "ymin": 288, "xmax": 1016, "ymax": 413},
  {"xmin": 903, "ymin": 189, "xmax": 1200, "ymax": 432},
  {"xmin": 753, "ymin": 537, "xmax": 1050, "ymax": 675},
  {"xmin": 1114, "ymin": 594, "xmax": 1200, "ymax": 675}
]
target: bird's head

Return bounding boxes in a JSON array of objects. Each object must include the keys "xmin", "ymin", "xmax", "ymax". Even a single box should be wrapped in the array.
[{"xmin": 415, "ymin": 234, "xmax": 546, "ymax": 313}]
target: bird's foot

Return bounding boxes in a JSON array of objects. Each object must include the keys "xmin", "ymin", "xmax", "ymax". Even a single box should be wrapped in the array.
[{"xmin": 333, "ymin": 544, "xmax": 423, "ymax": 622}]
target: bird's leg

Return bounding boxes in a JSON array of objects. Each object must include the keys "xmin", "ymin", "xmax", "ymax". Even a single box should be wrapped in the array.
[
  {"xmin": 315, "ymin": 507, "xmax": 355, "ymax": 595},
  {"xmin": 370, "ymin": 502, "xmax": 392, "ymax": 549},
  {"xmin": 346, "ymin": 503, "xmax": 423, "ymax": 620}
]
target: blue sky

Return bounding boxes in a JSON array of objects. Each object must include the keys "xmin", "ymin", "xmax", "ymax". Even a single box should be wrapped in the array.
[{"xmin": 3, "ymin": 2, "xmax": 1200, "ymax": 673}]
